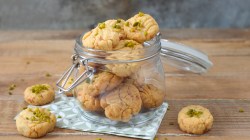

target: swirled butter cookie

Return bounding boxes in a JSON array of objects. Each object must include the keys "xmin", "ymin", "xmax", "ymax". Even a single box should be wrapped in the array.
[
  {"xmin": 82, "ymin": 19, "xmax": 126, "ymax": 51},
  {"xmin": 124, "ymin": 12, "xmax": 159, "ymax": 43}
]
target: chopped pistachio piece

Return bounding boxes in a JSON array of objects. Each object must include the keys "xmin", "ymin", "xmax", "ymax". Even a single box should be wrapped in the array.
[
  {"xmin": 125, "ymin": 41, "xmax": 136, "ymax": 48},
  {"xmin": 27, "ymin": 108, "xmax": 51, "ymax": 123},
  {"xmin": 116, "ymin": 19, "xmax": 122, "ymax": 23},
  {"xmin": 98, "ymin": 22, "xmax": 106, "ymax": 29},
  {"xmin": 133, "ymin": 21, "xmax": 140, "ymax": 27},
  {"xmin": 23, "ymin": 107, "xmax": 28, "ymax": 110},
  {"xmin": 239, "ymin": 109, "xmax": 244, "ymax": 113},
  {"xmin": 85, "ymin": 77, "xmax": 91, "ymax": 84},
  {"xmin": 113, "ymin": 24, "xmax": 121, "ymax": 29},
  {"xmin": 57, "ymin": 115, "xmax": 62, "ymax": 118},
  {"xmin": 31, "ymin": 84, "xmax": 49, "ymax": 94},
  {"xmin": 169, "ymin": 122, "xmax": 174, "ymax": 125},
  {"xmin": 9, "ymin": 84, "xmax": 16, "ymax": 90},
  {"xmin": 8, "ymin": 91, "xmax": 12, "ymax": 95},
  {"xmin": 186, "ymin": 109, "xmax": 203, "ymax": 118},
  {"xmin": 45, "ymin": 73, "xmax": 51, "ymax": 77},
  {"xmin": 138, "ymin": 12, "xmax": 145, "ymax": 17},
  {"xmin": 94, "ymin": 31, "xmax": 98, "ymax": 36},
  {"xmin": 68, "ymin": 78, "xmax": 74, "ymax": 84},
  {"xmin": 130, "ymin": 28, "xmax": 135, "ymax": 32},
  {"xmin": 125, "ymin": 22, "xmax": 129, "ymax": 27}
]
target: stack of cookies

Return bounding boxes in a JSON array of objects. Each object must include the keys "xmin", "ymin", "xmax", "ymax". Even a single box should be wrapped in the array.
[{"xmin": 77, "ymin": 12, "xmax": 165, "ymax": 122}]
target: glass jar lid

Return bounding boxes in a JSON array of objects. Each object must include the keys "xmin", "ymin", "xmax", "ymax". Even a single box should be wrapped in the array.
[{"xmin": 160, "ymin": 39, "xmax": 213, "ymax": 74}]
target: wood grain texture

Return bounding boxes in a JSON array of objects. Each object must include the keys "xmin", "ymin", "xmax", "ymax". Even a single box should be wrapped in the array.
[{"xmin": 0, "ymin": 29, "xmax": 250, "ymax": 139}]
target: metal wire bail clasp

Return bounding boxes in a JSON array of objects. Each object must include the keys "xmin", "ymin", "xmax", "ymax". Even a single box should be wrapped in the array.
[{"xmin": 56, "ymin": 54, "xmax": 94, "ymax": 94}]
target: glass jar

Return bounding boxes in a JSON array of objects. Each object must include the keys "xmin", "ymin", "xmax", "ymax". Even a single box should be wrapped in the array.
[{"xmin": 56, "ymin": 33, "xmax": 212, "ymax": 125}]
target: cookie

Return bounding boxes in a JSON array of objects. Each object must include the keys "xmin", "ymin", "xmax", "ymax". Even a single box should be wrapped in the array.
[
  {"xmin": 124, "ymin": 12, "xmax": 159, "ymax": 43},
  {"xmin": 100, "ymin": 83, "xmax": 142, "ymax": 122},
  {"xmin": 62, "ymin": 76, "xmax": 74, "ymax": 97},
  {"xmin": 178, "ymin": 105, "xmax": 214, "ymax": 134},
  {"xmin": 77, "ymin": 91, "xmax": 103, "ymax": 112},
  {"xmin": 105, "ymin": 40, "xmax": 144, "ymax": 77},
  {"xmin": 24, "ymin": 84, "xmax": 55, "ymax": 106},
  {"xmin": 77, "ymin": 71, "xmax": 123, "ymax": 97},
  {"xmin": 16, "ymin": 108, "xmax": 56, "ymax": 138},
  {"xmin": 76, "ymin": 71, "xmax": 123, "ymax": 111},
  {"xmin": 82, "ymin": 19, "xmax": 126, "ymax": 51},
  {"xmin": 139, "ymin": 84, "xmax": 165, "ymax": 109}
]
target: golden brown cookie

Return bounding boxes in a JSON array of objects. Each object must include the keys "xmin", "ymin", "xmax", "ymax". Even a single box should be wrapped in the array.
[
  {"xmin": 62, "ymin": 76, "xmax": 74, "ymax": 97},
  {"xmin": 105, "ymin": 40, "xmax": 144, "ymax": 77},
  {"xmin": 178, "ymin": 105, "xmax": 214, "ymax": 134},
  {"xmin": 77, "ymin": 71, "xmax": 123, "ymax": 97},
  {"xmin": 24, "ymin": 84, "xmax": 55, "ymax": 106},
  {"xmin": 139, "ymin": 84, "xmax": 165, "ymax": 109},
  {"xmin": 76, "ymin": 71, "xmax": 123, "ymax": 111},
  {"xmin": 100, "ymin": 83, "xmax": 142, "ymax": 122},
  {"xmin": 124, "ymin": 12, "xmax": 159, "ymax": 43},
  {"xmin": 16, "ymin": 108, "xmax": 56, "ymax": 138},
  {"xmin": 77, "ymin": 91, "xmax": 103, "ymax": 112},
  {"xmin": 82, "ymin": 19, "xmax": 126, "ymax": 51}
]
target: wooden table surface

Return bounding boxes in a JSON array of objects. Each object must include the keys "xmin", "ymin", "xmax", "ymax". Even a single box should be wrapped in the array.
[{"xmin": 0, "ymin": 29, "xmax": 250, "ymax": 140}]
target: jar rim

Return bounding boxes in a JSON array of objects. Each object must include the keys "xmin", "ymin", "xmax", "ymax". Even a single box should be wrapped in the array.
[{"xmin": 74, "ymin": 32, "xmax": 162, "ymax": 63}]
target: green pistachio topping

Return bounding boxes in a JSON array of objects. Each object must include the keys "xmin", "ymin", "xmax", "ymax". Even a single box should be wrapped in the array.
[
  {"xmin": 113, "ymin": 24, "xmax": 121, "ymax": 29},
  {"xmin": 27, "ymin": 108, "xmax": 51, "ymax": 123},
  {"xmin": 239, "ymin": 109, "xmax": 244, "ymax": 113},
  {"xmin": 144, "ymin": 31, "xmax": 148, "ymax": 36},
  {"xmin": 98, "ymin": 22, "xmax": 106, "ymax": 29},
  {"xmin": 45, "ymin": 73, "xmax": 51, "ymax": 77},
  {"xmin": 125, "ymin": 22, "xmax": 129, "ymax": 27},
  {"xmin": 85, "ymin": 77, "xmax": 91, "ymax": 84},
  {"xmin": 9, "ymin": 84, "xmax": 16, "ymax": 90},
  {"xmin": 8, "ymin": 91, "xmax": 12, "ymax": 95},
  {"xmin": 94, "ymin": 31, "xmax": 98, "ymax": 36},
  {"xmin": 68, "ymin": 78, "xmax": 74, "ymax": 84},
  {"xmin": 23, "ymin": 107, "xmax": 28, "ymax": 110},
  {"xmin": 117, "ymin": 19, "xmax": 122, "ymax": 23},
  {"xmin": 125, "ymin": 41, "xmax": 136, "ymax": 48},
  {"xmin": 133, "ymin": 21, "xmax": 141, "ymax": 27},
  {"xmin": 57, "ymin": 115, "xmax": 62, "ymax": 118},
  {"xmin": 138, "ymin": 12, "xmax": 145, "ymax": 17},
  {"xmin": 186, "ymin": 109, "xmax": 203, "ymax": 118},
  {"xmin": 130, "ymin": 28, "xmax": 135, "ymax": 32},
  {"xmin": 31, "ymin": 84, "xmax": 49, "ymax": 94},
  {"xmin": 169, "ymin": 122, "xmax": 174, "ymax": 125}
]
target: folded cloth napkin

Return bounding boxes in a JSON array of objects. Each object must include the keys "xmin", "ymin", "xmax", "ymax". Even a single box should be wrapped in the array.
[{"xmin": 16, "ymin": 93, "xmax": 168, "ymax": 140}]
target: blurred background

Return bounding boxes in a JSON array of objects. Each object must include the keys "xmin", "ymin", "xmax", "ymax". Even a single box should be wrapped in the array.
[{"xmin": 1, "ymin": 0, "xmax": 250, "ymax": 30}]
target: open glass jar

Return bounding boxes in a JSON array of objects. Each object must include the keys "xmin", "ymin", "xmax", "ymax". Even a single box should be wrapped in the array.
[{"xmin": 57, "ymin": 33, "xmax": 212, "ymax": 125}]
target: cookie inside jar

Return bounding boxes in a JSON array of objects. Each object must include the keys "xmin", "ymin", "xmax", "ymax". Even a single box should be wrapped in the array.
[{"xmin": 72, "ymin": 12, "xmax": 166, "ymax": 125}]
